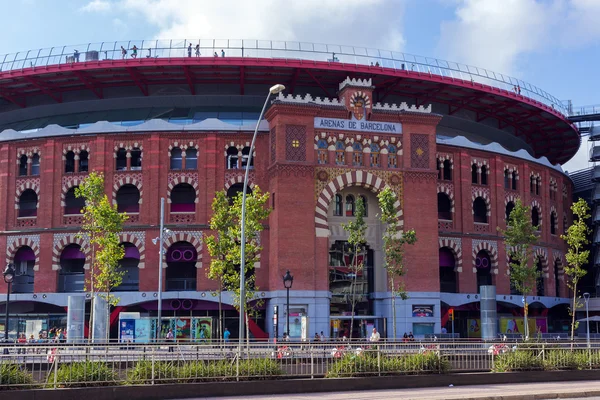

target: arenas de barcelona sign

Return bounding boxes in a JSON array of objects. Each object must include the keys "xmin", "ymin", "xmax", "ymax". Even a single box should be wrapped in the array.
[{"xmin": 314, "ymin": 117, "xmax": 402, "ymax": 134}]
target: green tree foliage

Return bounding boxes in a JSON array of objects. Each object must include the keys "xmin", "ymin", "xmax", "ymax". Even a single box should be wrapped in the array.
[
  {"xmin": 204, "ymin": 186, "xmax": 271, "ymax": 340},
  {"xmin": 76, "ymin": 172, "xmax": 126, "ymax": 340},
  {"xmin": 378, "ymin": 186, "xmax": 417, "ymax": 339},
  {"xmin": 498, "ymin": 198, "xmax": 539, "ymax": 338},
  {"xmin": 561, "ymin": 198, "xmax": 591, "ymax": 341},
  {"xmin": 342, "ymin": 196, "xmax": 367, "ymax": 340}
]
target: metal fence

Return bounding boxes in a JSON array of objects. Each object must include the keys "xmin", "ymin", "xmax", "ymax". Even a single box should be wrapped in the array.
[
  {"xmin": 1, "ymin": 340, "xmax": 600, "ymax": 389},
  {"xmin": 0, "ymin": 39, "xmax": 567, "ymax": 116}
]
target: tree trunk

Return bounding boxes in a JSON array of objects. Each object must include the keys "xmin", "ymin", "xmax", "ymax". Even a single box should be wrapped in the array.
[
  {"xmin": 106, "ymin": 292, "xmax": 110, "ymax": 343},
  {"xmin": 571, "ymin": 280, "xmax": 578, "ymax": 341},
  {"xmin": 524, "ymin": 298, "xmax": 529, "ymax": 340},
  {"xmin": 349, "ymin": 246, "xmax": 358, "ymax": 340},
  {"xmin": 391, "ymin": 276, "xmax": 396, "ymax": 340},
  {"xmin": 218, "ymin": 281, "xmax": 223, "ymax": 344}
]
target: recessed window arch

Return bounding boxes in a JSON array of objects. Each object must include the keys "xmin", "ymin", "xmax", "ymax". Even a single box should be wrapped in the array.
[
  {"xmin": 18, "ymin": 154, "xmax": 28, "ymax": 176},
  {"xmin": 504, "ymin": 169, "xmax": 510, "ymax": 189},
  {"xmin": 387, "ymin": 145, "xmax": 397, "ymax": 168},
  {"xmin": 511, "ymin": 171, "xmax": 518, "ymax": 190},
  {"xmin": 166, "ymin": 241, "xmax": 197, "ymax": 291},
  {"xmin": 475, "ymin": 250, "xmax": 493, "ymax": 291},
  {"xmin": 114, "ymin": 242, "xmax": 140, "ymax": 292},
  {"xmin": 437, "ymin": 192, "xmax": 452, "ymax": 220},
  {"xmin": 185, "ymin": 147, "xmax": 198, "ymax": 170},
  {"xmin": 65, "ymin": 151, "xmax": 75, "ymax": 173},
  {"xmin": 471, "ymin": 164, "xmax": 478, "ymax": 184},
  {"xmin": 116, "ymin": 148, "xmax": 127, "ymax": 171},
  {"xmin": 64, "ymin": 186, "xmax": 85, "ymax": 215},
  {"xmin": 334, "ymin": 194, "xmax": 343, "ymax": 216},
  {"xmin": 531, "ymin": 206, "xmax": 540, "ymax": 229},
  {"xmin": 563, "ymin": 214, "xmax": 568, "ymax": 234},
  {"xmin": 439, "ymin": 247, "xmax": 458, "ymax": 293},
  {"xmin": 550, "ymin": 211, "xmax": 557, "ymax": 235},
  {"xmin": 370, "ymin": 144, "xmax": 380, "ymax": 167},
  {"xmin": 170, "ymin": 147, "xmax": 182, "ymax": 170},
  {"xmin": 345, "ymin": 194, "xmax": 355, "ymax": 217},
  {"xmin": 505, "ymin": 201, "xmax": 515, "ymax": 223},
  {"xmin": 58, "ymin": 244, "xmax": 85, "ymax": 293},
  {"xmin": 335, "ymin": 141, "xmax": 345, "ymax": 165},
  {"xmin": 536, "ymin": 177, "xmax": 541, "ymax": 195},
  {"xmin": 78, "ymin": 151, "xmax": 88, "ymax": 173},
  {"xmin": 31, "ymin": 154, "xmax": 40, "ymax": 176},
  {"xmin": 241, "ymin": 146, "xmax": 253, "ymax": 169},
  {"xmin": 443, "ymin": 159, "xmax": 452, "ymax": 180},
  {"xmin": 18, "ymin": 189, "xmax": 38, "ymax": 217},
  {"xmin": 171, "ymin": 183, "xmax": 196, "ymax": 213},
  {"xmin": 317, "ymin": 139, "xmax": 328, "ymax": 165},
  {"xmin": 473, "ymin": 197, "xmax": 488, "ymax": 223},
  {"xmin": 226, "ymin": 146, "xmax": 239, "ymax": 169},
  {"xmin": 480, "ymin": 165, "xmax": 488, "ymax": 185},
  {"xmin": 116, "ymin": 184, "xmax": 140, "ymax": 213},
  {"xmin": 352, "ymin": 142, "xmax": 363, "ymax": 166},
  {"xmin": 12, "ymin": 246, "xmax": 35, "ymax": 294},
  {"xmin": 227, "ymin": 183, "xmax": 252, "ymax": 204},
  {"xmin": 130, "ymin": 147, "xmax": 142, "ymax": 170}
]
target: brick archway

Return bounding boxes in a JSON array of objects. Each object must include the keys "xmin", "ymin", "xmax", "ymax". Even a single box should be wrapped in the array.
[
  {"xmin": 552, "ymin": 252, "xmax": 564, "ymax": 282},
  {"xmin": 6, "ymin": 238, "xmax": 40, "ymax": 271},
  {"xmin": 471, "ymin": 188, "xmax": 491, "ymax": 217},
  {"xmin": 60, "ymin": 177, "xmax": 86, "ymax": 207},
  {"xmin": 52, "ymin": 234, "xmax": 90, "ymax": 270},
  {"xmin": 14, "ymin": 180, "xmax": 40, "ymax": 210},
  {"xmin": 437, "ymin": 184, "xmax": 455, "ymax": 213},
  {"xmin": 162, "ymin": 231, "xmax": 203, "ymax": 268},
  {"xmin": 119, "ymin": 232, "xmax": 146, "ymax": 269},
  {"xmin": 438, "ymin": 237, "xmax": 462, "ymax": 272},
  {"xmin": 167, "ymin": 176, "xmax": 199, "ymax": 204},
  {"xmin": 224, "ymin": 176, "xmax": 256, "ymax": 191},
  {"xmin": 472, "ymin": 241, "xmax": 498, "ymax": 269},
  {"xmin": 314, "ymin": 170, "xmax": 402, "ymax": 237},
  {"xmin": 505, "ymin": 193, "xmax": 519, "ymax": 206},
  {"xmin": 113, "ymin": 176, "xmax": 143, "ymax": 204},
  {"xmin": 534, "ymin": 247, "xmax": 549, "ymax": 277}
]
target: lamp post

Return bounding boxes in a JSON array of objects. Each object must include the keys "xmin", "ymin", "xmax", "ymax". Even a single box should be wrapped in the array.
[
  {"xmin": 238, "ymin": 83, "xmax": 285, "ymax": 348},
  {"xmin": 152, "ymin": 198, "xmax": 171, "ymax": 342},
  {"xmin": 584, "ymin": 292, "xmax": 591, "ymax": 348},
  {"xmin": 282, "ymin": 270, "xmax": 294, "ymax": 337},
  {"xmin": 3, "ymin": 263, "xmax": 15, "ymax": 350}
]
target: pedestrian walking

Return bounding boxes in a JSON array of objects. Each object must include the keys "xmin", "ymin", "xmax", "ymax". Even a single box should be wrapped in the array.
[
  {"xmin": 195, "ymin": 44, "xmax": 200, "ymax": 57},
  {"xmin": 166, "ymin": 328, "xmax": 174, "ymax": 352},
  {"xmin": 187, "ymin": 43, "xmax": 192, "ymax": 57},
  {"xmin": 223, "ymin": 327, "xmax": 230, "ymax": 343}
]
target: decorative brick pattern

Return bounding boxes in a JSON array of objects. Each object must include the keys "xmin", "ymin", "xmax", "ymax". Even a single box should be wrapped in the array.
[
  {"xmin": 224, "ymin": 172, "xmax": 256, "ymax": 191},
  {"xmin": 552, "ymin": 250, "xmax": 565, "ymax": 280},
  {"xmin": 285, "ymin": 125, "xmax": 306, "ymax": 162},
  {"xmin": 113, "ymin": 173, "xmax": 143, "ymax": 204},
  {"xmin": 52, "ymin": 233, "xmax": 90, "ymax": 271},
  {"xmin": 270, "ymin": 128, "xmax": 276, "ymax": 164},
  {"xmin": 61, "ymin": 174, "xmax": 87, "ymax": 206},
  {"xmin": 6, "ymin": 235, "xmax": 40, "ymax": 271},
  {"xmin": 471, "ymin": 187, "xmax": 491, "ymax": 216},
  {"xmin": 505, "ymin": 193, "xmax": 519, "ymax": 206},
  {"xmin": 15, "ymin": 177, "xmax": 40, "ymax": 209},
  {"xmin": 162, "ymin": 231, "xmax": 203, "ymax": 268},
  {"xmin": 410, "ymin": 134, "xmax": 429, "ymax": 169},
  {"xmin": 167, "ymin": 172, "xmax": 199, "ymax": 204},
  {"xmin": 472, "ymin": 239, "xmax": 499, "ymax": 274},
  {"xmin": 167, "ymin": 140, "xmax": 197, "ymax": 155},
  {"xmin": 314, "ymin": 170, "xmax": 403, "ymax": 237},
  {"xmin": 439, "ymin": 237, "xmax": 463, "ymax": 272},
  {"xmin": 534, "ymin": 246, "xmax": 549, "ymax": 277},
  {"xmin": 17, "ymin": 147, "xmax": 42, "ymax": 159},
  {"xmin": 62, "ymin": 143, "xmax": 90, "ymax": 156},
  {"xmin": 120, "ymin": 231, "xmax": 146, "ymax": 269},
  {"xmin": 437, "ymin": 182, "xmax": 455, "ymax": 212}
]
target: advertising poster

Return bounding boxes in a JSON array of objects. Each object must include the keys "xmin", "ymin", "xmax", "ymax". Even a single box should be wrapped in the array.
[
  {"xmin": 120, "ymin": 319, "xmax": 135, "ymax": 342},
  {"xmin": 174, "ymin": 318, "xmax": 191, "ymax": 339},
  {"xmin": 135, "ymin": 319, "xmax": 152, "ymax": 343},
  {"xmin": 412, "ymin": 305, "xmax": 434, "ymax": 318},
  {"xmin": 192, "ymin": 318, "xmax": 212, "ymax": 341},
  {"xmin": 499, "ymin": 318, "xmax": 545, "ymax": 334},
  {"xmin": 467, "ymin": 318, "xmax": 481, "ymax": 338},
  {"xmin": 535, "ymin": 318, "xmax": 548, "ymax": 334}
]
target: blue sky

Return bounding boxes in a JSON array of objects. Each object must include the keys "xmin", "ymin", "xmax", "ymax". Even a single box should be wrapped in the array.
[{"xmin": 0, "ymin": 0, "xmax": 597, "ymax": 172}]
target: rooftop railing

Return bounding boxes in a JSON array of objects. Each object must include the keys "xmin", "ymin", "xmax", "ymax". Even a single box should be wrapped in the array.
[{"xmin": 0, "ymin": 39, "xmax": 569, "ymax": 116}]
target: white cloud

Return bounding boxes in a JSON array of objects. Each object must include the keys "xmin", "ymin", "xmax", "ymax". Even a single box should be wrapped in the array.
[
  {"xmin": 110, "ymin": 0, "xmax": 405, "ymax": 52},
  {"xmin": 80, "ymin": 0, "xmax": 112, "ymax": 13}
]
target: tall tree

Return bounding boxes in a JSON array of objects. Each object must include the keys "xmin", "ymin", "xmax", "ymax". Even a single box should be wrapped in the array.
[
  {"xmin": 498, "ymin": 198, "xmax": 539, "ymax": 339},
  {"xmin": 378, "ymin": 186, "xmax": 417, "ymax": 340},
  {"xmin": 76, "ymin": 172, "xmax": 126, "ymax": 341},
  {"xmin": 561, "ymin": 198, "xmax": 591, "ymax": 341},
  {"xmin": 204, "ymin": 186, "xmax": 271, "ymax": 342},
  {"xmin": 342, "ymin": 196, "xmax": 367, "ymax": 340}
]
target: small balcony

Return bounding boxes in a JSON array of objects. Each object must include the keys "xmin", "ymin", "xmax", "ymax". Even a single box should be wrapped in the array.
[{"xmin": 166, "ymin": 278, "xmax": 197, "ymax": 292}]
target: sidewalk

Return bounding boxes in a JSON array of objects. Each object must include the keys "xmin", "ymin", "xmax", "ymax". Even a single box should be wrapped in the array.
[{"xmin": 202, "ymin": 381, "xmax": 600, "ymax": 400}]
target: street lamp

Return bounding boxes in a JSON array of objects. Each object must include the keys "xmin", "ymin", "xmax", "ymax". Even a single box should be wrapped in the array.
[
  {"xmin": 282, "ymin": 270, "xmax": 294, "ymax": 337},
  {"xmin": 3, "ymin": 263, "xmax": 15, "ymax": 345},
  {"xmin": 583, "ymin": 292, "xmax": 591, "ymax": 349},
  {"xmin": 152, "ymin": 197, "xmax": 171, "ymax": 342},
  {"xmin": 238, "ymin": 83, "xmax": 285, "ymax": 347}
]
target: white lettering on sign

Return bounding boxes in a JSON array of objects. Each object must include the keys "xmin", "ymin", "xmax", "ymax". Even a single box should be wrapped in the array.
[{"xmin": 314, "ymin": 117, "xmax": 402, "ymax": 134}]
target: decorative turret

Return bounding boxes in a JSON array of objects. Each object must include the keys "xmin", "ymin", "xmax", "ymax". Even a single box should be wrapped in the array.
[{"xmin": 338, "ymin": 76, "xmax": 375, "ymax": 121}]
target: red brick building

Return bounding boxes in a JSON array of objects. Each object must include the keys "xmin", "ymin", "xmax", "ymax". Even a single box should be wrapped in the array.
[{"xmin": 0, "ymin": 41, "xmax": 579, "ymax": 339}]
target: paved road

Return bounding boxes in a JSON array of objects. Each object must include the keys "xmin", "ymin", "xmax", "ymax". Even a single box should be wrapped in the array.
[{"xmin": 197, "ymin": 381, "xmax": 600, "ymax": 400}]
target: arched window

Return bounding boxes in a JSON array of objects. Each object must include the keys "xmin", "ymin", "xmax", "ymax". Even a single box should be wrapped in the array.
[
  {"xmin": 531, "ymin": 206, "xmax": 540, "ymax": 229},
  {"xmin": 12, "ymin": 246, "xmax": 35, "ymax": 294},
  {"xmin": 185, "ymin": 147, "xmax": 198, "ymax": 170},
  {"xmin": 480, "ymin": 165, "xmax": 488, "ymax": 185},
  {"xmin": 116, "ymin": 184, "xmax": 140, "ymax": 213},
  {"xmin": 437, "ymin": 192, "xmax": 452, "ymax": 220},
  {"xmin": 359, "ymin": 195, "xmax": 368, "ymax": 217},
  {"xmin": 58, "ymin": 244, "xmax": 85, "ymax": 293},
  {"xmin": 317, "ymin": 139, "xmax": 328, "ymax": 165},
  {"xmin": 471, "ymin": 164, "xmax": 478, "ymax": 184},
  {"xmin": 170, "ymin": 147, "xmax": 182, "ymax": 170},
  {"xmin": 530, "ymin": 175, "xmax": 535, "ymax": 193},
  {"xmin": 443, "ymin": 160, "xmax": 452, "ymax": 180},
  {"xmin": 536, "ymin": 177, "xmax": 541, "ymax": 195},
  {"xmin": 227, "ymin": 183, "xmax": 251, "ymax": 204},
  {"xmin": 387, "ymin": 145, "xmax": 397, "ymax": 168},
  {"xmin": 473, "ymin": 197, "xmax": 488, "ymax": 223},
  {"xmin": 504, "ymin": 170, "xmax": 510, "ymax": 189},
  {"xmin": 352, "ymin": 143, "xmax": 363, "ymax": 166},
  {"xmin": 335, "ymin": 141, "xmax": 345, "ymax": 165},
  {"xmin": 334, "ymin": 194, "xmax": 343, "ymax": 216},
  {"xmin": 78, "ymin": 151, "xmax": 88, "ymax": 173},
  {"xmin": 505, "ymin": 201, "xmax": 515, "ymax": 223},
  {"xmin": 171, "ymin": 183, "xmax": 196, "ymax": 213},
  {"xmin": 475, "ymin": 250, "xmax": 493, "ymax": 291},
  {"xmin": 116, "ymin": 148, "xmax": 127, "ymax": 171},
  {"xmin": 439, "ymin": 247, "xmax": 457, "ymax": 293},
  {"xmin": 114, "ymin": 243, "xmax": 139, "ymax": 292},
  {"xmin": 550, "ymin": 211, "xmax": 557, "ymax": 235},
  {"xmin": 370, "ymin": 144, "xmax": 380, "ymax": 167},
  {"xmin": 536, "ymin": 258, "xmax": 544, "ymax": 296},
  {"xmin": 437, "ymin": 161, "xmax": 442, "ymax": 180},
  {"xmin": 18, "ymin": 154, "xmax": 28, "ymax": 176},
  {"xmin": 64, "ymin": 186, "xmax": 85, "ymax": 215},
  {"xmin": 345, "ymin": 195, "xmax": 355, "ymax": 217},
  {"xmin": 18, "ymin": 189, "xmax": 38, "ymax": 217},
  {"xmin": 227, "ymin": 146, "xmax": 239, "ymax": 169},
  {"xmin": 65, "ymin": 151, "xmax": 75, "ymax": 173},
  {"xmin": 130, "ymin": 147, "xmax": 142, "ymax": 170},
  {"xmin": 166, "ymin": 241, "xmax": 197, "ymax": 291},
  {"xmin": 511, "ymin": 171, "xmax": 518, "ymax": 190},
  {"xmin": 241, "ymin": 146, "xmax": 253, "ymax": 169},
  {"xmin": 31, "ymin": 154, "xmax": 40, "ymax": 176},
  {"xmin": 554, "ymin": 260, "xmax": 560, "ymax": 297}
]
